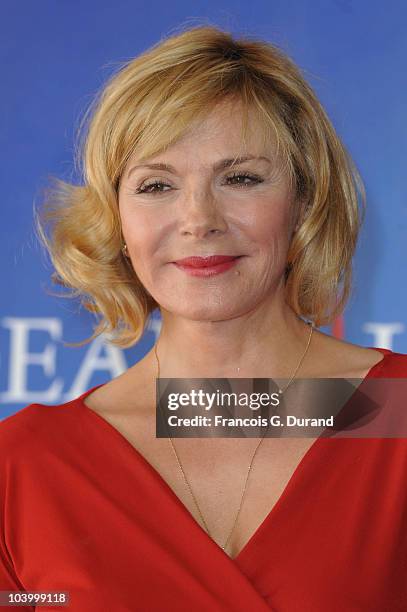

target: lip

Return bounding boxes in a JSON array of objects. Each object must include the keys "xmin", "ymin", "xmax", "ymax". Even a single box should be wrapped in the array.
[
  {"xmin": 173, "ymin": 255, "xmax": 242, "ymax": 267},
  {"xmin": 172, "ymin": 255, "xmax": 244, "ymax": 277}
]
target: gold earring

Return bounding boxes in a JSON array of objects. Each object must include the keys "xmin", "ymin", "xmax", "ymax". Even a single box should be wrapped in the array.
[{"xmin": 122, "ymin": 243, "xmax": 128, "ymax": 257}]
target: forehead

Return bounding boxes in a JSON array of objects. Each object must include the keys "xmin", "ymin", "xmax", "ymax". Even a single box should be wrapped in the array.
[
  {"xmin": 167, "ymin": 100, "xmax": 275, "ymax": 157},
  {"xmin": 125, "ymin": 98, "xmax": 279, "ymax": 170}
]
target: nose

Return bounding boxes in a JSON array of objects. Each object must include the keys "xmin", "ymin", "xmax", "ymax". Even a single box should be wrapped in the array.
[{"xmin": 178, "ymin": 187, "xmax": 227, "ymax": 239}]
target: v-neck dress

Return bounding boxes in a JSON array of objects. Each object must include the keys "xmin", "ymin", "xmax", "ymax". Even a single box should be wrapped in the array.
[{"xmin": 0, "ymin": 347, "xmax": 407, "ymax": 611}]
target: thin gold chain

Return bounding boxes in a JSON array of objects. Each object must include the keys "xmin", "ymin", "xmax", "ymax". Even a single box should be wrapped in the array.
[{"xmin": 154, "ymin": 320, "xmax": 314, "ymax": 553}]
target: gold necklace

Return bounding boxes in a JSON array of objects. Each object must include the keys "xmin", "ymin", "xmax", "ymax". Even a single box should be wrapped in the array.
[{"xmin": 153, "ymin": 320, "xmax": 314, "ymax": 554}]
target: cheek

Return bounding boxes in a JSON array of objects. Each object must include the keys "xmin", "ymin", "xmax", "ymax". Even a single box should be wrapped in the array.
[
  {"xmin": 120, "ymin": 206, "xmax": 161, "ymax": 260},
  {"xmin": 241, "ymin": 199, "xmax": 292, "ymax": 250}
]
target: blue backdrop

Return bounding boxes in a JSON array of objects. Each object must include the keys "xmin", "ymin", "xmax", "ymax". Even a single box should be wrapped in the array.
[{"xmin": 1, "ymin": 0, "xmax": 406, "ymax": 417}]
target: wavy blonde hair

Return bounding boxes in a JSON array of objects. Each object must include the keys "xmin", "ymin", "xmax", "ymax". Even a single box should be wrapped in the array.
[{"xmin": 35, "ymin": 24, "xmax": 365, "ymax": 348}]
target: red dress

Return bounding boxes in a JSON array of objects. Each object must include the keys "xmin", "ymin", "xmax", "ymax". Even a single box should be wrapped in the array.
[{"xmin": 0, "ymin": 347, "xmax": 407, "ymax": 611}]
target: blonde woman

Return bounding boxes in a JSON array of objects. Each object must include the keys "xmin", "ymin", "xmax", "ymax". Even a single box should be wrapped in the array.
[{"xmin": 1, "ymin": 25, "xmax": 406, "ymax": 612}]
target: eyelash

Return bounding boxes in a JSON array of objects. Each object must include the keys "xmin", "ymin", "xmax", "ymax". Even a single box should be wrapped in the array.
[{"xmin": 133, "ymin": 172, "xmax": 264, "ymax": 195}]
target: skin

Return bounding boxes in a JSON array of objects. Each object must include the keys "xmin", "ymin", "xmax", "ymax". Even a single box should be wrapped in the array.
[{"xmin": 118, "ymin": 99, "xmax": 313, "ymax": 381}]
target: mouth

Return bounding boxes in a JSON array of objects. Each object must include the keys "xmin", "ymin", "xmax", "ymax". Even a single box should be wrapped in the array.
[
  {"xmin": 171, "ymin": 255, "xmax": 244, "ymax": 277},
  {"xmin": 172, "ymin": 255, "xmax": 243, "ymax": 268}
]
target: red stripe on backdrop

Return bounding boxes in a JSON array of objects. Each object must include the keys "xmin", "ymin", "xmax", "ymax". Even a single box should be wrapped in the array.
[{"xmin": 331, "ymin": 316, "xmax": 344, "ymax": 339}]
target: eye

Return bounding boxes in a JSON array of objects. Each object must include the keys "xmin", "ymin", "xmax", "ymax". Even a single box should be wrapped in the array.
[
  {"xmin": 134, "ymin": 180, "xmax": 172, "ymax": 195},
  {"xmin": 132, "ymin": 171, "xmax": 263, "ymax": 196},
  {"xmin": 224, "ymin": 172, "xmax": 263, "ymax": 187}
]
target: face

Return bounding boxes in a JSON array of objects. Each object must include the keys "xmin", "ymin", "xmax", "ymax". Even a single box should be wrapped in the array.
[{"xmin": 118, "ymin": 99, "xmax": 299, "ymax": 321}]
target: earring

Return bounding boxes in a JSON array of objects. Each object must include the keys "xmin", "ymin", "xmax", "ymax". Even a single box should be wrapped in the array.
[{"xmin": 122, "ymin": 243, "xmax": 129, "ymax": 257}]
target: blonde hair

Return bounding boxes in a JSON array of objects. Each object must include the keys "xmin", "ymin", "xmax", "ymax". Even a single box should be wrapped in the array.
[{"xmin": 35, "ymin": 24, "xmax": 365, "ymax": 348}]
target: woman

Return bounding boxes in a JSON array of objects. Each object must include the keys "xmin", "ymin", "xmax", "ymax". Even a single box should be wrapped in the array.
[{"xmin": 1, "ymin": 25, "xmax": 406, "ymax": 612}]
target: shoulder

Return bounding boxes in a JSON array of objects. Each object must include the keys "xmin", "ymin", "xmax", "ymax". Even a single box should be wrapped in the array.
[
  {"xmin": 309, "ymin": 329, "xmax": 407, "ymax": 377},
  {"xmin": 375, "ymin": 349, "xmax": 407, "ymax": 376},
  {"xmin": 0, "ymin": 393, "xmax": 90, "ymax": 463},
  {"xmin": 0, "ymin": 405, "xmax": 53, "ymax": 489},
  {"xmin": 0, "ymin": 404, "xmax": 50, "ymax": 456}
]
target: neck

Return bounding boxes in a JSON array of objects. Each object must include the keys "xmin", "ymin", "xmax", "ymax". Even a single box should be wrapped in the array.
[{"xmin": 153, "ymin": 301, "xmax": 314, "ymax": 380}]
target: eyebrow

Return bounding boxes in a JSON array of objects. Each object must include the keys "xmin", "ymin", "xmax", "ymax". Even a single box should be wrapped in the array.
[{"xmin": 126, "ymin": 155, "xmax": 271, "ymax": 179}]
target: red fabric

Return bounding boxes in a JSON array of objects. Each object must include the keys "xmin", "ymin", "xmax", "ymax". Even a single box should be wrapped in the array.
[{"xmin": 0, "ymin": 347, "xmax": 407, "ymax": 611}]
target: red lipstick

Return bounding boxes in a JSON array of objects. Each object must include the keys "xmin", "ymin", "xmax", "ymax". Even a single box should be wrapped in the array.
[{"xmin": 172, "ymin": 255, "xmax": 243, "ymax": 277}]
